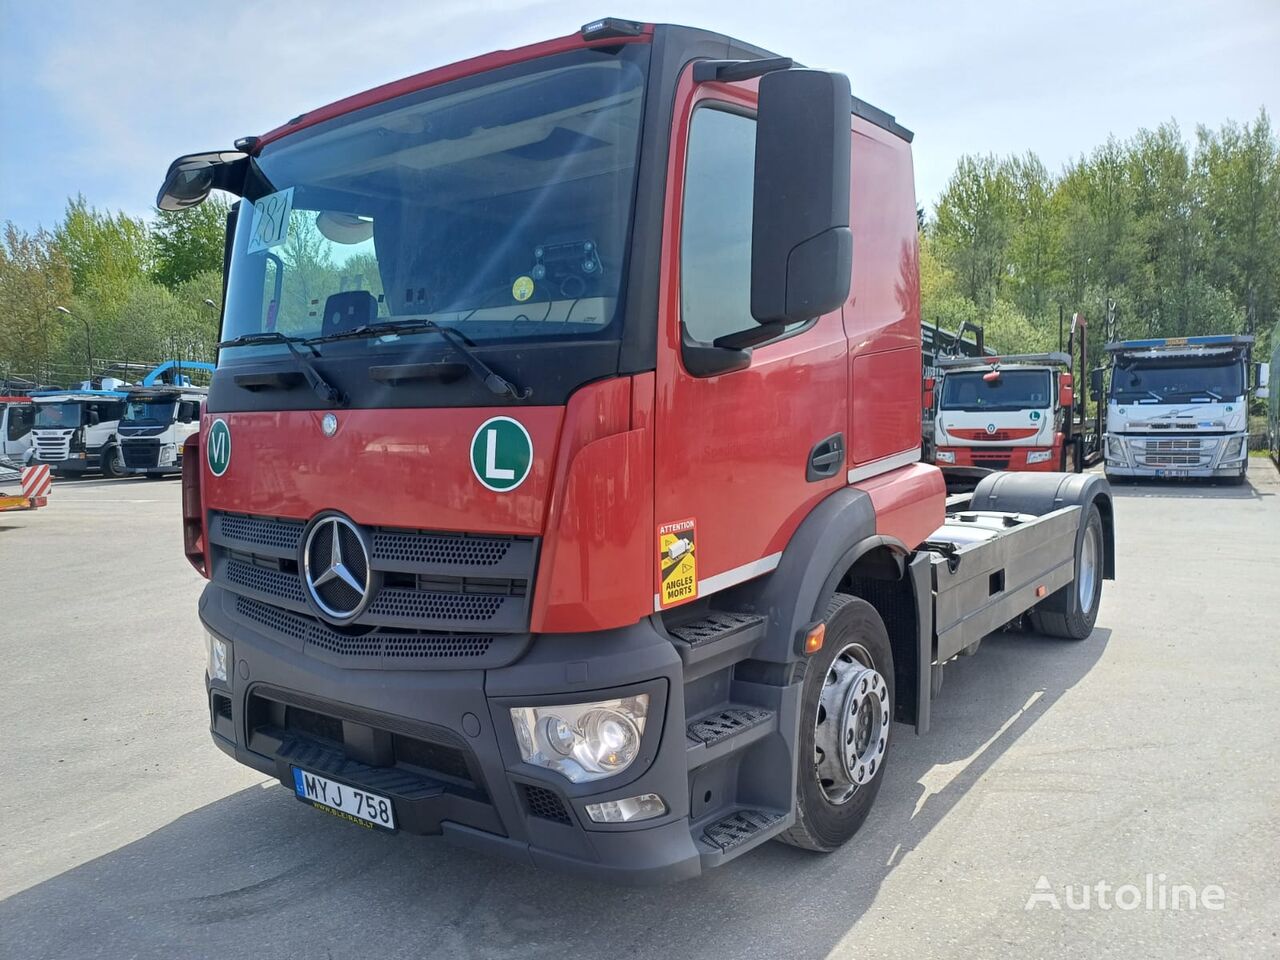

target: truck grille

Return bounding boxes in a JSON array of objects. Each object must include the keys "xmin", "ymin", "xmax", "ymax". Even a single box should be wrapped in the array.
[
  {"xmin": 968, "ymin": 446, "xmax": 1012, "ymax": 470},
  {"xmin": 121, "ymin": 439, "xmax": 161, "ymax": 469},
  {"xmin": 1128, "ymin": 436, "xmax": 1216, "ymax": 468},
  {"xmin": 33, "ymin": 431, "xmax": 72, "ymax": 461},
  {"xmin": 210, "ymin": 511, "xmax": 538, "ymax": 667}
]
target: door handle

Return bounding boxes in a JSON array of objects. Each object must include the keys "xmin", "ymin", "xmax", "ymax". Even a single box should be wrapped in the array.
[{"xmin": 807, "ymin": 433, "xmax": 845, "ymax": 481}]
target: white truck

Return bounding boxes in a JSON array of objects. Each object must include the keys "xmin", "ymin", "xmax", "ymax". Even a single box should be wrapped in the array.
[
  {"xmin": 118, "ymin": 384, "xmax": 207, "ymax": 476},
  {"xmin": 0, "ymin": 397, "xmax": 35, "ymax": 463},
  {"xmin": 1101, "ymin": 335, "xmax": 1254, "ymax": 484},
  {"xmin": 30, "ymin": 383, "xmax": 129, "ymax": 478}
]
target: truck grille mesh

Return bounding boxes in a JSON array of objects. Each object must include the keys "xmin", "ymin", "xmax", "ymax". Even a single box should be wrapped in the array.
[
  {"xmin": 217, "ymin": 513, "xmax": 304, "ymax": 551},
  {"xmin": 234, "ymin": 595, "xmax": 497, "ymax": 664},
  {"xmin": 371, "ymin": 530, "xmax": 512, "ymax": 567}
]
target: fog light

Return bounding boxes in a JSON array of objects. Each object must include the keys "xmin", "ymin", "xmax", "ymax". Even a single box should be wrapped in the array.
[
  {"xmin": 510, "ymin": 695, "xmax": 649, "ymax": 783},
  {"xmin": 205, "ymin": 633, "xmax": 229, "ymax": 683},
  {"xmin": 935, "ymin": 450, "xmax": 956, "ymax": 464},
  {"xmin": 586, "ymin": 793, "xmax": 666, "ymax": 824}
]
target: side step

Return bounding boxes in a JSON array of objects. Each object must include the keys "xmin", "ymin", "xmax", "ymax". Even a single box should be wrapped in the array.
[
  {"xmin": 685, "ymin": 705, "xmax": 775, "ymax": 769},
  {"xmin": 698, "ymin": 808, "xmax": 787, "ymax": 854},
  {"xmin": 667, "ymin": 611, "xmax": 767, "ymax": 680}
]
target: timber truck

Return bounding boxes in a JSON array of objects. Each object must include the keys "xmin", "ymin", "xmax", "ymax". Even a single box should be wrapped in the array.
[
  {"xmin": 1100, "ymin": 335, "xmax": 1254, "ymax": 483},
  {"xmin": 161, "ymin": 18, "xmax": 1116, "ymax": 882}
]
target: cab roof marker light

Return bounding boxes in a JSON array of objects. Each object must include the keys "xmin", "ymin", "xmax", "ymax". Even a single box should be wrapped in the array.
[{"xmin": 580, "ymin": 17, "xmax": 644, "ymax": 40}]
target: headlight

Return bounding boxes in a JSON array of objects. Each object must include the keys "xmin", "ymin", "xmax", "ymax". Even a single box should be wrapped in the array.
[
  {"xmin": 1026, "ymin": 449, "xmax": 1053, "ymax": 464},
  {"xmin": 510, "ymin": 695, "xmax": 649, "ymax": 783},
  {"xmin": 205, "ymin": 633, "xmax": 229, "ymax": 683},
  {"xmin": 1106, "ymin": 436, "xmax": 1126, "ymax": 461},
  {"xmin": 935, "ymin": 450, "xmax": 956, "ymax": 464},
  {"xmin": 1221, "ymin": 436, "xmax": 1244, "ymax": 460}
]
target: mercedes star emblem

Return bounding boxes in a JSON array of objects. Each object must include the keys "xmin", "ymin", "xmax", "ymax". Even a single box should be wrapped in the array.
[
  {"xmin": 302, "ymin": 515, "xmax": 372, "ymax": 621},
  {"xmin": 322, "ymin": 413, "xmax": 338, "ymax": 437}
]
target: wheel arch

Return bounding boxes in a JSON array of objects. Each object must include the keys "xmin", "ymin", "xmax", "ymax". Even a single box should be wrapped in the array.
[{"xmin": 724, "ymin": 487, "xmax": 931, "ymax": 732}]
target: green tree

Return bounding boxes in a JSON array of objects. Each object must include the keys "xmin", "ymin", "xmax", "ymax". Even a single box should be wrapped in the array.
[
  {"xmin": 0, "ymin": 223, "xmax": 74, "ymax": 383},
  {"xmin": 54, "ymin": 195, "xmax": 152, "ymax": 310},
  {"xmin": 152, "ymin": 196, "xmax": 230, "ymax": 289},
  {"xmin": 1196, "ymin": 109, "xmax": 1280, "ymax": 337},
  {"xmin": 932, "ymin": 155, "xmax": 1016, "ymax": 306}
]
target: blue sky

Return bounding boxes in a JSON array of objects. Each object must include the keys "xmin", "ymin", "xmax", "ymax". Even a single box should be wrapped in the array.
[{"xmin": 1, "ymin": 0, "xmax": 1276, "ymax": 233}]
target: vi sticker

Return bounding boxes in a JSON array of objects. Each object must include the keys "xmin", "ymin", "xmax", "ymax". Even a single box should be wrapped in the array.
[
  {"xmin": 207, "ymin": 418, "xmax": 231, "ymax": 476},
  {"xmin": 658, "ymin": 518, "xmax": 697, "ymax": 608}
]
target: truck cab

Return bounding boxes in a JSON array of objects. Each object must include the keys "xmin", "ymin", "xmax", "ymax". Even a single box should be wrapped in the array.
[
  {"xmin": 162, "ymin": 18, "xmax": 1114, "ymax": 882},
  {"xmin": 1102, "ymin": 335, "xmax": 1253, "ymax": 483},
  {"xmin": 933, "ymin": 354, "xmax": 1075, "ymax": 471},
  {"xmin": 30, "ymin": 387, "xmax": 128, "ymax": 477},
  {"xmin": 119, "ymin": 386, "xmax": 207, "ymax": 476},
  {"xmin": 0, "ymin": 397, "xmax": 35, "ymax": 463}
]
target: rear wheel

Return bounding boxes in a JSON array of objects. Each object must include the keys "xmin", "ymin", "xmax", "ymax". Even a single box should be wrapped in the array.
[
  {"xmin": 778, "ymin": 594, "xmax": 894, "ymax": 852},
  {"xmin": 1029, "ymin": 504, "xmax": 1104, "ymax": 640}
]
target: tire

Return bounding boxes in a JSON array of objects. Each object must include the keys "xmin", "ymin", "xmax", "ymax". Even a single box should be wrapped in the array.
[
  {"xmin": 778, "ymin": 594, "xmax": 894, "ymax": 852},
  {"xmin": 100, "ymin": 445, "xmax": 127, "ymax": 479},
  {"xmin": 1029, "ymin": 504, "xmax": 1104, "ymax": 640}
]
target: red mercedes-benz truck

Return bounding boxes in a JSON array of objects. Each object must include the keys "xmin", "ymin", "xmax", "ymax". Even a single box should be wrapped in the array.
[{"xmin": 164, "ymin": 18, "xmax": 1115, "ymax": 882}]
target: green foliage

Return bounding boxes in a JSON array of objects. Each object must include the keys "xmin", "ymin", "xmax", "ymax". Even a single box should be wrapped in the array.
[
  {"xmin": 924, "ymin": 110, "xmax": 1280, "ymax": 360},
  {"xmin": 152, "ymin": 196, "xmax": 231, "ymax": 288},
  {"xmin": 0, "ymin": 224, "xmax": 74, "ymax": 382}
]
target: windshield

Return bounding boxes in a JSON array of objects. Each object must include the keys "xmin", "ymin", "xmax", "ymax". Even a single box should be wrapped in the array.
[
  {"xmin": 220, "ymin": 46, "xmax": 647, "ymax": 360},
  {"xmin": 34, "ymin": 402, "xmax": 84, "ymax": 428},
  {"xmin": 123, "ymin": 399, "xmax": 177, "ymax": 424},
  {"xmin": 1110, "ymin": 360, "xmax": 1244, "ymax": 403},
  {"xmin": 940, "ymin": 370, "xmax": 1053, "ymax": 411}
]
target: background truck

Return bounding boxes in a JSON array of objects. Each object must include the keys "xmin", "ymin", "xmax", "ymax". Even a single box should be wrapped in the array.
[
  {"xmin": 1100, "ymin": 335, "xmax": 1254, "ymax": 483},
  {"xmin": 30, "ymin": 384, "xmax": 129, "ymax": 478},
  {"xmin": 162, "ymin": 17, "xmax": 1115, "ymax": 882},
  {"xmin": 0, "ymin": 396, "xmax": 35, "ymax": 462},
  {"xmin": 930, "ymin": 312, "xmax": 1099, "ymax": 473},
  {"xmin": 117, "ymin": 361, "xmax": 213, "ymax": 477}
]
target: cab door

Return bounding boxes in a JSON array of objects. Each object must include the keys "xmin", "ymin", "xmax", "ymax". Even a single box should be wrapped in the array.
[{"xmin": 651, "ymin": 72, "xmax": 848, "ymax": 612}]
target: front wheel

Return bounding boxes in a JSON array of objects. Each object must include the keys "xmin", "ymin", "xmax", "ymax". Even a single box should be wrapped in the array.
[
  {"xmin": 778, "ymin": 594, "xmax": 894, "ymax": 852},
  {"xmin": 100, "ymin": 446, "xmax": 127, "ymax": 479},
  {"xmin": 1029, "ymin": 504, "xmax": 1104, "ymax": 640}
]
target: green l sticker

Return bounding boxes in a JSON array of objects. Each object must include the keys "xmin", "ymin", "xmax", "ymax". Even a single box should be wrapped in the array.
[
  {"xmin": 470, "ymin": 416, "xmax": 532, "ymax": 492},
  {"xmin": 207, "ymin": 418, "xmax": 231, "ymax": 476}
]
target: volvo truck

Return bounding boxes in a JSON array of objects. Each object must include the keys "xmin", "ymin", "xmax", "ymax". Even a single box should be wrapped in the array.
[
  {"xmin": 118, "ymin": 362, "xmax": 214, "ymax": 477},
  {"xmin": 1101, "ymin": 335, "xmax": 1253, "ymax": 483},
  {"xmin": 162, "ymin": 18, "xmax": 1116, "ymax": 882}
]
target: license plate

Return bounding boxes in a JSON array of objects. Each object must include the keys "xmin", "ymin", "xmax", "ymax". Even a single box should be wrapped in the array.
[
  {"xmin": 291, "ymin": 767, "xmax": 396, "ymax": 830},
  {"xmin": 1156, "ymin": 469, "xmax": 1189, "ymax": 478}
]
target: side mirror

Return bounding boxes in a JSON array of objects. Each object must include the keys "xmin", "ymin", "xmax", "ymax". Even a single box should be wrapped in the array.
[
  {"xmin": 750, "ymin": 69, "xmax": 852, "ymax": 330},
  {"xmin": 1250, "ymin": 361, "xmax": 1262, "ymax": 389},
  {"xmin": 156, "ymin": 151, "xmax": 248, "ymax": 212},
  {"xmin": 922, "ymin": 376, "xmax": 936, "ymax": 410},
  {"xmin": 1089, "ymin": 367, "xmax": 1104, "ymax": 402},
  {"xmin": 1058, "ymin": 372, "xmax": 1074, "ymax": 411}
]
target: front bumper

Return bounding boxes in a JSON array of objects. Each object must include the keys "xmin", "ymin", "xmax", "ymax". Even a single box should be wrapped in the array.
[
  {"xmin": 199, "ymin": 584, "xmax": 702, "ymax": 883},
  {"xmin": 936, "ymin": 445, "xmax": 1058, "ymax": 472},
  {"xmin": 1104, "ymin": 433, "xmax": 1247, "ymax": 478}
]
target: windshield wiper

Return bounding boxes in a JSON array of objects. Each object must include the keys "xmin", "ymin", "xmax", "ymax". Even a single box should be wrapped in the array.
[
  {"xmin": 218, "ymin": 332, "xmax": 346, "ymax": 406},
  {"xmin": 307, "ymin": 320, "xmax": 532, "ymax": 401}
]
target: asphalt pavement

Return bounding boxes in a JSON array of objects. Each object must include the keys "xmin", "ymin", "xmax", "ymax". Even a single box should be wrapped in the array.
[{"xmin": 2, "ymin": 462, "xmax": 1278, "ymax": 959}]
